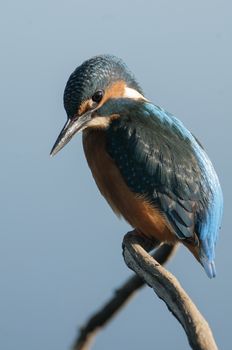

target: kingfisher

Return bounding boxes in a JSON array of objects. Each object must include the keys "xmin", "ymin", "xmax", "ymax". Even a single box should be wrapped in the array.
[{"xmin": 50, "ymin": 55, "xmax": 223, "ymax": 278}]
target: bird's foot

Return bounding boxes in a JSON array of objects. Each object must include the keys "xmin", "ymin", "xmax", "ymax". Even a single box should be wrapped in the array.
[{"xmin": 123, "ymin": 229, "xmax": 160, "ymax": 253}]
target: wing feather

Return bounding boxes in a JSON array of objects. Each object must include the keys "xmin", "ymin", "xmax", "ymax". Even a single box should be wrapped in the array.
[{"xmin": 106, "ymin": 101, "xmax": 208, "ymax": 241}]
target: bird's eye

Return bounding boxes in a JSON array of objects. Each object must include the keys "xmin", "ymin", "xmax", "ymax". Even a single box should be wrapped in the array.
[{"xmin": 92, "ymin": 90, "xmax": 104, "ymax": 104}]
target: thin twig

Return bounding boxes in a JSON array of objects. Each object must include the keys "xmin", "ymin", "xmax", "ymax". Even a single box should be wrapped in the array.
[
  {"xmin": 72, "ymin": 243, "xmax": 177, "ymax": 350},
  {"xmin": 122, "ymin": 232, "xmax": 218, "ymax": 350}
]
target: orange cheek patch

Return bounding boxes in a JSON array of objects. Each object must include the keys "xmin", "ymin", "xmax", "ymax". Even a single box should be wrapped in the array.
[
  {"xmin": 78, "ymin": 99, "xmax": 93, "ymax": 115},
  {"xmin": 101, "ymin": 80, "xmax": 126, "ymax": 105},
  {"xmin": 77, "ymin": 80, "xmax": 126, "ymax": 116}
]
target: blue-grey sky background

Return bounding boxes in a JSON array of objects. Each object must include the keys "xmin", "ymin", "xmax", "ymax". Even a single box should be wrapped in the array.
[{"xmin": 0, "ymin": 1, "xmax": 231, "ymax": 349}]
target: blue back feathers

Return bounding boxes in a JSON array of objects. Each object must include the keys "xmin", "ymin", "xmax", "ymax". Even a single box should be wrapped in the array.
[{"xmin": 98, "ymin": 99, "xmax": 223, "ymax": 278}]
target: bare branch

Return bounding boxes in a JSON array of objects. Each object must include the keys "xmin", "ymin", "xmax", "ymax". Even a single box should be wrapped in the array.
[
  {"xmin": 72, "ymin": 242, "xmax": 177, "ymax": 350},
  {"xmin": 122, "ymin": 232, "xmax": 218, "ymax": 350}
]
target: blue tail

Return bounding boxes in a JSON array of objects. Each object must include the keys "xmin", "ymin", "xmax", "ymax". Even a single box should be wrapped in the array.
[{"xmin": 200, "ymin": 256, "xmax": 216, "ymax": 278}]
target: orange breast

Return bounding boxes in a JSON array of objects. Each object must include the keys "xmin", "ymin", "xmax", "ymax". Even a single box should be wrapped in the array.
[{"xmin": 82, "ymin": 129, "xmax": 176, "ymax": 243}]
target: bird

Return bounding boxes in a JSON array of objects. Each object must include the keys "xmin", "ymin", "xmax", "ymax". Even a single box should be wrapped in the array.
[{"xmin": 50, "ymin": 54, "xmax": 223, "ymax": 278}]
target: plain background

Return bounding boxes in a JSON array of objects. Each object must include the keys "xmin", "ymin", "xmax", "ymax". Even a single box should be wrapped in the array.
[{"xmin": 0, "ymin": 1, "xmax": 231, "ymax": 349}]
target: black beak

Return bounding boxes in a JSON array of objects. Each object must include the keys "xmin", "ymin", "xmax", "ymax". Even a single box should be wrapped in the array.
[{"xmin": 50, "ymin": 111, "xmax": 92, "ymax": 157}]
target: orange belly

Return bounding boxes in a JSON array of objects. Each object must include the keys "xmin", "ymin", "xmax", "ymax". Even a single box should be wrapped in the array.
[{"xmin": 83, "ymin": 129, "xmax": 176, "ymax": 244}]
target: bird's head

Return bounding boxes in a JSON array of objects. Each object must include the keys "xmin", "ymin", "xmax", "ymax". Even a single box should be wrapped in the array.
[{"xmin": 50, "ymin": 54, "xmax": 145, "ymax": 156}]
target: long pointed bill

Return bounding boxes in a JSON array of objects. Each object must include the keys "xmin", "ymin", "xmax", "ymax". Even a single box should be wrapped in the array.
[{"xmin": 50, "ymin": 112, "xmax": 92, "ymax": 157}]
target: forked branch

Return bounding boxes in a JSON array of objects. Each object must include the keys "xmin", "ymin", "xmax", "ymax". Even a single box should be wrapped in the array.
[{"xmin": 72, "ymin": 242, "xmax": 177, "ymax": 350}]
